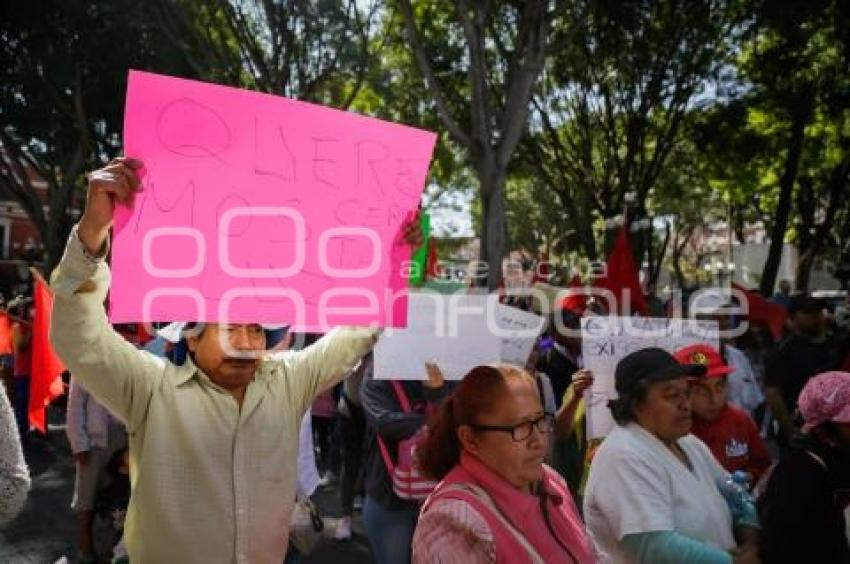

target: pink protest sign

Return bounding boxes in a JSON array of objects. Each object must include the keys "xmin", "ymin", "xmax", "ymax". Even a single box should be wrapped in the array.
[{"xmin": 112, "ymin": 70, "xmax": 436, "ymax": 330}]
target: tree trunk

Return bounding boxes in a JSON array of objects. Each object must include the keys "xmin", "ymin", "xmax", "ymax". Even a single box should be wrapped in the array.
[
  {"xmin": 760, "ymin": 112, "xmax": 808, "ymax": 296},
  {"xmin": 630, "ymin": 200, "xmax": 654, "ymax": 270},
  {"xmin": 795, "ymin": 252, "xmax": 815, "ymax": 293},
  {"xmin": 673, "ymin": 243, "xmax": 687, "ymax": 290},
  {"xmin": 397, "ymin": 0, "xmax": 549, "ymax": 292},
  {"xmin": 577, "ymin": 181, "xmax": 598, "ymax": 260},
  {"xmin": 478, "ymin": 160, "xmax": 507, "ymax": 291},
  {"xmin": 651, "ymin": 222, "xmax": 671, "ymax": 286},
  {"xmin": 672, "ymin": 224, "xmax": 694, "ymax": 290},
  {"xmin": 793, "ymin": 161, "xmax": 850, "ymax": 293},
  {"xmin": 579, "ymin": 224, "xmax": 597, "ymax": 260},
  {"xmin": 44, "ymin": 135, "xmax": 89, "ymax": 273},
  {"xmin": 45, "ymin": 198, "xmax": 74, "ymax": 274}
]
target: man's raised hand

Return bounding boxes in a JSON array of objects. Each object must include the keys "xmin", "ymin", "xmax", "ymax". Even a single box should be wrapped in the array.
[{"xmin": 78, "ymin": 157, "xmax": 143, "ymax": 256}]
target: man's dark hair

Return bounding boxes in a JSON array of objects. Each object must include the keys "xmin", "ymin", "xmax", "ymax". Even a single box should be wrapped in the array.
[
  {"xmin": 556, "ymin": 308, "xmax": 582, "ymax": 330},
  {"xmin": 788, "ymin": 295, "xmax": 822, "ymax": 316}
]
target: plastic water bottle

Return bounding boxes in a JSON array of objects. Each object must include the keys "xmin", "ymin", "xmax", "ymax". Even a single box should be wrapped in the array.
[
  {"xmin": 732, "ymin": 470, "xmax": 751, "ymax": 489},
  {"xmin": 720, "ymin": 471, "xmax": 754, "ymax": 520}
]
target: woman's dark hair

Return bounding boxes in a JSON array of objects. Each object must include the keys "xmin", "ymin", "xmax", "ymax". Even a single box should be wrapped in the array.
[
  {"xmin": 416, "ymin": 364, "xmax": 536, "ymax": 481},
  {"xmin": 608, "ymin": 379, "xmax": 651, "ymax": 425}
]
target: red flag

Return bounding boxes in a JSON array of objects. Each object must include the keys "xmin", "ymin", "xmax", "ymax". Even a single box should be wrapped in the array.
[
  {"xmin": 425, "ymin": 237, "xmax": 440, "ymax": 279},
  {"xmin": 137, "ymin": 323, "xmax": 153, "ymax": 346},
  {"xmin": 732, "ymin": 283, "xmax": 788, "ymax": 342},
  {"xmin": 597, "ymin": 227, "xmax": 648, "ymax": 316},
  {"xmin": 531, "ymin": 254, "xmax": 552, "ymax": 285},
  {"xmin": 29, "ymin": 277, "xmax": 66, "ymax": 434}
]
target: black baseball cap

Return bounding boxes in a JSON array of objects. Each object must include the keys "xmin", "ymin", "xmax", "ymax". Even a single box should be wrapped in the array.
[{"xmin": 614, "ymin": 347, "xmax": 707, "ymax": 396}]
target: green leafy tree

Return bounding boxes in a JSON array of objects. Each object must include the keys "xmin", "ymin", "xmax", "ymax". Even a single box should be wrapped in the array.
[
  {"xmin": 695, "ymin": 0, "xmax": 850, "ymax": 293},
  {"xmin": 150, "ymin": 0, "xmax": 379, "ymax": 107},
  {"xmin": 738, "ymin": 0, "xmax": 849, "ymax": 294},
  {"xmin": 519, "ymin": 0, "xmax": 746, "ymax": 260},
  {"xmin": 0, "ymin": 1, "xmax": 193, "ymax": 270}
]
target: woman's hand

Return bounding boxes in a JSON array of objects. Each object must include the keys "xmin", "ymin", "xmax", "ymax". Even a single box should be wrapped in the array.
[
  {"xmin": 569, "ymin": 369, "xmax": 594, "ymax": 396},
  {"xmin": 731, "ymin": 546, "xmax": 761, "ymax": 564},
  {"xmin": 555, "ymin": 370, "xmax": 594, "ymax": 438},
  {"xmin": 424, "ymin": 362, "xmax": 445, "ymax": 389}
]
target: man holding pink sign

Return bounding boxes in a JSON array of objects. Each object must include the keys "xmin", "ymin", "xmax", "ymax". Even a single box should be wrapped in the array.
[{"xmin": 48, "ymin": 71, "xmax": 433, "ymax": 564}]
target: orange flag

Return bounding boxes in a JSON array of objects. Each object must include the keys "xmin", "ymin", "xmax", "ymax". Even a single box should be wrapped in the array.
[
  {"xmin": 28, "ymin": 275, "xmax": 66, "ymax": 434},
  {"xmin": 0, "ymin": 310, "xmax": 12, "ymax": 356}
]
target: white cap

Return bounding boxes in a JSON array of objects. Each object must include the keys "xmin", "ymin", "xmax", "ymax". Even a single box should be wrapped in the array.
[
  {"xmin": 155, "ymin": 322, "xmax": 288, "ymax": 342},
  {"xmin": 690, "ymin": 289, "xmax": 730, "ymax": 314},
  {"xmin": 156, "ymin": 322, "xmax": 186, "ymax": 343}
]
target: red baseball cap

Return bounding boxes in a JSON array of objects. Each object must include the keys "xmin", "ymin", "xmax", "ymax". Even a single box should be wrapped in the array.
[{"xmin": 673, "ymin": 344, "xmax": 733, "ymax": 378}]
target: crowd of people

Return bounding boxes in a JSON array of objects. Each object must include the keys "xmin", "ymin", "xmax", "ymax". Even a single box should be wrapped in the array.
[{"xmin": 0, "ymin": 157, "xmax": 849, "ymax": 564}]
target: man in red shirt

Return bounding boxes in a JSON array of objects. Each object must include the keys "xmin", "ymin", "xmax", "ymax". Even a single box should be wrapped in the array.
[{"xmin": 674, "ymin": 343, "xmax": 772, "ymax": 484}]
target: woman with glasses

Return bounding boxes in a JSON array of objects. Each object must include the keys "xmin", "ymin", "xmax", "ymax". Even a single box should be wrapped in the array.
[
  {"xmin": 583, "ymin": 348, "xmax": 761, "ymax": 564},
  {"xmin": 411, "ymin": 364, "xmax": 595, "ymax": 563}
]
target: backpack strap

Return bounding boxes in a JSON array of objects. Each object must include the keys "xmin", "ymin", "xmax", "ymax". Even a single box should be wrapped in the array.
[
  {"xmin": 390, "ymin": 380, "xmax": 413, "ymax": 413},
  {"xmin": 431, "ymin": 483, "xmax": 546, "ymax": 564},
  {"xmin": 376, "ymin": 433, "xmax": 396, "ymax": 474},
  {"xmin": 375, "ymin": 381, "xmax": 413, "ymax": 474},
  {"xmin": 803, "ymin": 449, "xmax": 828, "ymax": 471}
]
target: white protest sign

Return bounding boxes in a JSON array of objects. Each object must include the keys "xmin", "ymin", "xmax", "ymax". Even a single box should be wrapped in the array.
[
  {"xmin": 495, "ymin": 305, "xmax": 546, "ymax": 365},
  {"xmin": 374, "ymin": 293, "xmax": 501, "ymax": 380},
  {"xmin": 581, "ymin": 316, "xmax": 720, "ymax": 439}
]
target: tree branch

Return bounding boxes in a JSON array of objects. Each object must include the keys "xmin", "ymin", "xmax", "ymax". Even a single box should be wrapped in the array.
[
  {"xmin": 219, "ymin": 0, "xmax": 274, "ymax": 91},
  {"xmin": 494, "ymin": 1, "xmax": 549, "ymax": 168},
  {"xmin": 455, "ymin": 0, "xmax": 493, "ymax": 159},
  {"xmin": 338, "ymin": 0, "xmax": 375, "ymax": 109},
  {"xmin": 0, "ymin": 130, "xmax": 49, "ymax": 237},
  {"xmin": 397, "ymin": 0, "xmax": 471, "ymax": 148}
]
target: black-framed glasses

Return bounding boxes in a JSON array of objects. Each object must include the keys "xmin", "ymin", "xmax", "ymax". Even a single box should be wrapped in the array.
[{"xmin": 468, "ymin": 413, "xmax": 555, "ymax": 442}]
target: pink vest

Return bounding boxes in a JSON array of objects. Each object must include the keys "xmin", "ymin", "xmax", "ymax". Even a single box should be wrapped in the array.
[{"xmin": 423, "ymin": 452, "xmax": 595, "ymax": 564}]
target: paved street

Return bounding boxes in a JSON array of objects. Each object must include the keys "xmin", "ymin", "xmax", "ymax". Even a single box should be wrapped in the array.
[{"xmin": 0, "ymin": 407, "xmax": 373, "ymax": 564}]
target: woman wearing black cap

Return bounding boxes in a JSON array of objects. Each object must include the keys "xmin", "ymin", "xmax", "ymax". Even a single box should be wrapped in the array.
[{"xmin": 583, "ymin": 348, "xmax": 762, "ymax": 564}]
